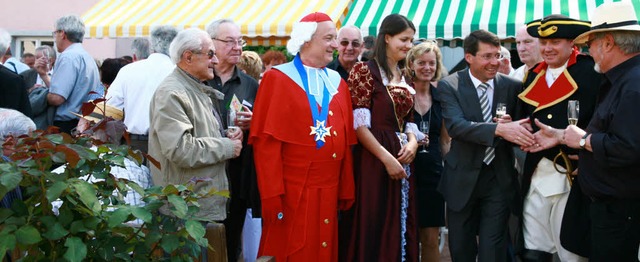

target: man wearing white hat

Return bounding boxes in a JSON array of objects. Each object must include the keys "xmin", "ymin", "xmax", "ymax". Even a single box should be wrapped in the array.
[
  {"xmin": 526, "ymin": 1, "xmax": 640, "ymax": 261},
  {"xmin": 516, "ymin": 14, "xmax": 603, "ymax": 262},
  {"xmin": 249, "ymin": 12, "xmax": 356, "ymax": 261}
]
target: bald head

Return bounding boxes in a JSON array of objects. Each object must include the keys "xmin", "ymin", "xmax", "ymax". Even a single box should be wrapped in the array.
[
  {"xmin": 337, "ymin": 25, "xmax": 363, "ymax": 69},
  {"xmin": 515, "ymin": 25, "xmax": 542, "ymax": 68}
]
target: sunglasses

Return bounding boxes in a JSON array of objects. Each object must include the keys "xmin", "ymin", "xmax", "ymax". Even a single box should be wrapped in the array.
[
  {"xmin": 194, "ymin": 49, "xmax": 216, "ymax": 60},
  {"xmin": 340, "ymin": 40, "xmax": 362, "ymax": 48}
]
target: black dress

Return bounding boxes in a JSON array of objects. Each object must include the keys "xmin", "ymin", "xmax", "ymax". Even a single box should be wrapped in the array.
[{"xmin": 414, "ymin": 85, "xmax": 445, "ymax": 228}]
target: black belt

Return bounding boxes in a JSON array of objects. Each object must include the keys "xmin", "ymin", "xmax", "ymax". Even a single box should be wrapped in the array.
[{"xmin": 129, "ymin": 134, "xmax": 148, "ymax": 141}]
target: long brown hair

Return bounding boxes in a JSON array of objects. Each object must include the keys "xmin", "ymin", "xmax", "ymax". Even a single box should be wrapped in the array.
[{"xmin": 372, "ymin": 14, "xmax": 415, "ymax": 80}]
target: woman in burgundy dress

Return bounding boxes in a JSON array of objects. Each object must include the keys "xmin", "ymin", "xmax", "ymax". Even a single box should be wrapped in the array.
[{"xmin": 339, "ymin": 14, "xmax": 419, "ymax": 261}]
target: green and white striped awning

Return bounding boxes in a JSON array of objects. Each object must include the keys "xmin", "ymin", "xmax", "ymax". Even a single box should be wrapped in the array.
[{"xmin": 343, "ymin": 0, "xmax": 640, "ymax": 40}]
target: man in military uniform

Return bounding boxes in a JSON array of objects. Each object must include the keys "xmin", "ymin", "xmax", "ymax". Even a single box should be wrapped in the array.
[{"xmin": 516, "ymin": 15, "xmax": 603, "ymax": 262}]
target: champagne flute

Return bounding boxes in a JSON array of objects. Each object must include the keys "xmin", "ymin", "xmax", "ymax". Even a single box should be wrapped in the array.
[
  {"xmin": 419, "ymin": 120, "xmax": 430, "ymax": 153},
  {"xmin": 567, "ymin": 100, "xmax": 579, "ymax": 125},
  {"xmin": 496, "ymin": 102, "xmax": 507, "ymax": 119}
]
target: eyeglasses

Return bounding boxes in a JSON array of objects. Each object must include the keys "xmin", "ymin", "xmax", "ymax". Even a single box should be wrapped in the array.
[
  {"xmin": 475, "ymin": 53, "xmax": 503, "ymax": 61},
  {"xmin": 193, "ymin": 49, "xmax": 216, "ymax": 60},
  {"xmin": 213, "ymin": 38, "xmax": 247, "ymax": 47},
  {"xmin": 340, "ymin": 40, "xmax": 362, "ymax": 48},
  {"xmin": 52, "ymin": 30, "xmax": 62, "ymax": 36}
]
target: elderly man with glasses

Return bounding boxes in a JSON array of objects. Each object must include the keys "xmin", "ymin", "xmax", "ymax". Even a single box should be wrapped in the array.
[
  {"xmin": 327, "ymin": 25, "xmax": 363, "ymax": 81},
  {"xmin": 206, "ymin": 19, "xmax": 260, "ymax": 262},
  {"xmin": 44, "ymin": 15, "xmax": 101, "ymax": 134},
  {"xmin": 148, "ymin": 28, "xmax": 242, "ymax": 234}
]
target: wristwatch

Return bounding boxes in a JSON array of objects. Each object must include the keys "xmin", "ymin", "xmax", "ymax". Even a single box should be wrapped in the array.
[{"xmin": 579, "ymin": 133, "xmax": 589, "ymax": 149}]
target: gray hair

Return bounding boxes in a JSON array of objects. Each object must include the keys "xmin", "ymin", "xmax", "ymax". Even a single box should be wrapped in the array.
[
  {"xmin": 0, "ymin": 28, "xmax": 11, "ymax": 57},
  {"xmin": 206, "ymin": 19, "xmax": 236, "ymax": 39},
  {"xmin": 169, "ymin": 28, "xmax": 208, "ymax": 64},
  {"xmin": 338, "ymin": 25, "xmax": 363, "ymax": 41},
  {"xmin": 0, "ymin": 108, "xmax": 36, "ymax": 137},
  {"xmin": 131, "ymin": 37, "xmax": 150, "ymax": 59},
  {"xmin": 500, "ymin": 46, "xmax": 511, "ymax": 60},
  {"xmin": 55, "ymin": 15, "xmax": 85, "ymax": 43},
  {"xmin": 35, "ymin": 45, "xmax": 56, "ymax": 60},
  {"xmin": 150, "ymin": 25, "xmax": 178, "ymax": 56},
  {"xmin": 594, "ymin": 31, "xmax": 640, "ymax": 55}
]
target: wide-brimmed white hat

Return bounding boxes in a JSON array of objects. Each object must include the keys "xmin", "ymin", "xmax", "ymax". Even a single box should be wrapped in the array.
[{"xmin": 575, "ymin": 1, "xmax": 640, "ymax": 44}]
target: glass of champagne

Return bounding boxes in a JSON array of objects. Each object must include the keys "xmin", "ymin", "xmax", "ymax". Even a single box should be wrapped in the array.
[
  {"xmin": 496, "ymin": 102, "xmax": 507, "ymax": 119},
  {"xmin": 567, "ymin": 100, "xmax": 579, "ymax": 125},
  {"xmin": 227, "ymin": 110, "xmax": 238, "ymax": 136},
  {"xmin": 419, "ymin": 120, "xmax": 430, "ymax": 153}
]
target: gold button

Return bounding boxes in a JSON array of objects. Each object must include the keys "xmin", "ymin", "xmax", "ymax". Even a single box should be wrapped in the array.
[
  {"xmin": 547, "ymin": 114, "xmax": 553, "ymax": 119},
  {"xmin": 329, "ymin": 111, "xmax": 333, "ymax": 116},
  {"xmin": 322, "ymin": 242, "xmax": 328, "ymax": 248},
  {"xmin": 333, "ymin": 131, "xmax": 337, "ymax": 136},
  {"xmin": 324, "ymin": 219, "xmax": 330, "ymax": 224},
  {"xmin": 332, "ymin": 153, "xmax": 337, "ymax": 159}
]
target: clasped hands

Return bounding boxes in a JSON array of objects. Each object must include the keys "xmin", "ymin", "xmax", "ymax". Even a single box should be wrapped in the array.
[
  {"xmin": 497, "ymin": 114, "xmax": 586, "ymax": 153},
  {"xmin": 521, "ymin": 119, "xmax": 586, "ymax": 153}
]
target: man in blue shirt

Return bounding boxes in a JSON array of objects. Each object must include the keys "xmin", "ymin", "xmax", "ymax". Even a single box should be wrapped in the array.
[{"xmin": 38, "ymin": 15, "xmax": 100, "ymax": 134}]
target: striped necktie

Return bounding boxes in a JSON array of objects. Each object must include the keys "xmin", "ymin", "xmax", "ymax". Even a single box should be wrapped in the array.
[{"xmin": 478, "ymin": 83, "xmax": 495, "ymax": 164}]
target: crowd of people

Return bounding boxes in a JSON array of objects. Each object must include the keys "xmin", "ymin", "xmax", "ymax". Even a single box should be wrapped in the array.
[{"xmin": 1, "ymin": 1, "xmax": 640, "ymax": 262}]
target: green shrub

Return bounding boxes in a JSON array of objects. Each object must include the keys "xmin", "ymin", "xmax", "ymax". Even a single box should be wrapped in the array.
[{"xmin": 0, "ymin": 129, "xmax": 226, "ymax": 261}]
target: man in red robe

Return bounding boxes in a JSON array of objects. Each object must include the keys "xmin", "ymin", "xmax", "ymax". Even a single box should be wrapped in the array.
[{"xmin": 248, "ymin": 12, "xmax": 356, "ymax": 261}]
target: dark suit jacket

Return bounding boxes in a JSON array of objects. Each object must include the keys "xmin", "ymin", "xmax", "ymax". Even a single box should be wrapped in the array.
[
  {"xmin": 0, "ymin": 65, "xmax": 32, "ymax": 117},
  {"xmin": 437, "ymin": 69, "xmax": 521, "ymax": 212},
  {"xmin": 19, "ymin": 69, "xmax": 39, "ymax": 89}
]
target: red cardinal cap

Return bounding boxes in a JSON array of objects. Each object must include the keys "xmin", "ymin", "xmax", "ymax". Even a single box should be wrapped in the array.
[{"xmin": 300, "ymin": 12, "xmax": 332, "ymax": 23}]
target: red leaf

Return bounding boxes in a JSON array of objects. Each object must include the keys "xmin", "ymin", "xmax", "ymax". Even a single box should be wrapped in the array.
[
  {"xmin": 46, "ymin": 126, "xmax": 60, "ymax": 134},
  {"xmin": 92, "ymin": 98, "xmax": 106, "ymax": 104},
  {"xmin": 55, "ymin": 145, "xmax": 80, "ymax": 168},
  {"xmin": 80, "ymin": 101, "xmax": 97, "ymax": 116}
]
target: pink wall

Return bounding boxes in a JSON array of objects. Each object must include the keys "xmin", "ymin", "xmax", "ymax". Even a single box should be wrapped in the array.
[{"xmin": 1, "ymin": 0, "xmax": 117, "ymax": 59}]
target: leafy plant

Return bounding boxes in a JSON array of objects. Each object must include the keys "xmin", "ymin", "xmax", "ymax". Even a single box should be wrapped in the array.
[{"xmin": 0, "ymin": 128, "xmax": 226, "ymax": 261}]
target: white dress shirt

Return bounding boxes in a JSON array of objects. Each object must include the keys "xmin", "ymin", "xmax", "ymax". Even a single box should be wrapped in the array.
[{"xmin": 106, "ymin": 53, "xmax": 175, "ymax": 135}]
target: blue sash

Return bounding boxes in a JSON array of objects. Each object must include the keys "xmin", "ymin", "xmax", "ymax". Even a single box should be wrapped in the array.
[{"xmin": 293, "ymin": 55, "xmax": 332, "ymax": 149}]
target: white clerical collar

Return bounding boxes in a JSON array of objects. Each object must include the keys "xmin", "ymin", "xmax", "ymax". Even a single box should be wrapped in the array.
[{"xmin": 301, "ymin": 64, "xmax": 338, "ymax": 97}]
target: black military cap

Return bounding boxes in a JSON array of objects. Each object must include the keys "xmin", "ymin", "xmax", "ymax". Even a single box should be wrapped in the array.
[{"xmin": 526, "ymin": 14, "xmax": 591, "ymax": 39}]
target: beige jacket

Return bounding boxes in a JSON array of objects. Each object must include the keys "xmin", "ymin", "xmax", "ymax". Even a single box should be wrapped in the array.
[{"xmin": 148, "ymin": 68, "xmax": 235, "ymax": 221}]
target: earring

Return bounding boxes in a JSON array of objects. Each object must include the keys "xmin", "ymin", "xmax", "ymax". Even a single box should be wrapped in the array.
[{"xmin": 411, "ymin": 70, "xmax": 416, "ymax": 78}]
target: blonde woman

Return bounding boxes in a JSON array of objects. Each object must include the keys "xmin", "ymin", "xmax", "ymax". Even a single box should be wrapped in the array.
[{"xmin": 406, "ymin": 40, "xmax": 451, "ymax": 262}]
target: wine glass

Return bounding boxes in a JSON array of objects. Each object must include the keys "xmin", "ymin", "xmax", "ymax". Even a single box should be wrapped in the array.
[
  {"xmin": 495, "ymin": 103, "xmax": 507, "ymax": 119},
  {"xmin": 419, "ymin": 120, "xmax": 430, "ymax": 153},
  {"xmin": 567, "ymin": 100, "xmax": 579, "ymax": 125}
]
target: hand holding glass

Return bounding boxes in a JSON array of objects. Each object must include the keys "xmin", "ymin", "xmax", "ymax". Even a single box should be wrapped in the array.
[
  {"xmin": 567, "ymin": 100, "xmax": 579, "ymax": 125},
  {"xmin": 496, "ymin": 103, "xmax": 507, "ymax": 119},
  {"xmin": 419, "ymin": 121, "xmax": 430, "ymax": 153},
  {"xmin": 227, "ymin": 110, "xmax": 239, "ymax": 137}
]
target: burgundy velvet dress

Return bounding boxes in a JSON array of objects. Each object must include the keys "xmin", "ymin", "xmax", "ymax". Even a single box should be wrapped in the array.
[{"xmin": 339, "ymin": 60, "xmax": 418, "ymax": 262}]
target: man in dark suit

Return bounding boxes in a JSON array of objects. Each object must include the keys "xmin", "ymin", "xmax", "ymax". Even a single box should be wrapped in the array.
[
  {"xmin": 438, "ymin": 29, "xmax": 534, "ymax": 262},
  {"xmin": 0, "ymin": 28, "xmax": 32, "ymax": 117}
]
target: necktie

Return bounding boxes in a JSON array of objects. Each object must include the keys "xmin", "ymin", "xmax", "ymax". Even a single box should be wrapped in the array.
[{"xmin": 478, "ymin": 83, "xmax": 495, "ymax": 164}]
